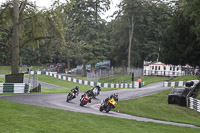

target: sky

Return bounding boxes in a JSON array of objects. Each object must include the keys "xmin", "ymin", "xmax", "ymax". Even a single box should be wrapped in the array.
[{"xmin": 0, "ymin": 0, "xmax": 121, "ymax": 21}]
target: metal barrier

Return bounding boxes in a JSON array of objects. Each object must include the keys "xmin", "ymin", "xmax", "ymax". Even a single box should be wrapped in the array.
[{"xmin": 189, "ymin": 97, "xmax": 200, "ymax": 112}]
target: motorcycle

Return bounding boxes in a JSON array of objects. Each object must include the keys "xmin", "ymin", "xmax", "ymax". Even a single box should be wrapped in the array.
[
  {"xmin": 99, "ymin": 97, "xmax": 118, "ymax": 113},
  {"xmin": 66, "ymin": 92, "xmax": 78, "ymax": 102},
  {"xmin": 91, "ymin": 86, "xmax": 101, "ymax": 98},
  {"xmin": 80, "ymin": 93, "xmax": 91, "ymax": 106}
]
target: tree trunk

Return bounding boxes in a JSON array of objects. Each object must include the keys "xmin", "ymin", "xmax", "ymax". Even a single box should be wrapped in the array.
[
  {"xmin": 67, "ymin": 56, "xmax": 71, "ymax": 71},
  {"xmin": 83, "ymin": 63, "xmax": 86, "ymax": 77},
  {"xmin": 128, "ymin": 15, "xmax": 134, "ymax": 69},
  {"xmin": 12, "ymin": 0, "xmax": 19, "ymax": 74},
  {"xmin": 91, "ymin": 64, "xmax": 95, "ymax": 74}
]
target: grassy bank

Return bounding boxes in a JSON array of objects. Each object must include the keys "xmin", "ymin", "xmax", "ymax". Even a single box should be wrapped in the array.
[
  {"xmin": 144, "ymin": 76, "xmax": 169, "ymax": 85},
  {"xmin": 113, "ymin": 89, "xmax": 200, "ymax": 126},
  {"xmin": 169, "ymin": 75, "xmax": 200, "ymax": 82},
  {"xmin": 0, "ymin": 99, "xmax": 199, "ymax": 133},
  {"xmin": 0, "ymin": 77, "xmax": 5, "ymax": 83},
  {"xmin": 37, "ymin": 75, "xmax": 120, "ymax": 93}
]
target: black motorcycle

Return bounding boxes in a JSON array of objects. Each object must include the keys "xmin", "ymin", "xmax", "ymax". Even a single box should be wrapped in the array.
[{"xmin": 66, "ymin": 92, "xmax": 78, "ymax": 102}]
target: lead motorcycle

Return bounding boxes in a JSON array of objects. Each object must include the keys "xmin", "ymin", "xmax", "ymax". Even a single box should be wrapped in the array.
[
  {"xmin": 66, "ymin": 91, "xmax": 78, "ymax": 102},
  {"xmin": 80, "ymin": 93, "xmax": 92, "ymax": 106},
  {"xmin": 99, "ymin": 97, "xmax": 118, "ymax": 113}
]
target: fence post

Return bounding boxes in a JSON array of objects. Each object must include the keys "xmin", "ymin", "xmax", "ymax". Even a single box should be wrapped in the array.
[{"xmin": 132, "ymin": 72, "xmax": 134, "ymax": 88}]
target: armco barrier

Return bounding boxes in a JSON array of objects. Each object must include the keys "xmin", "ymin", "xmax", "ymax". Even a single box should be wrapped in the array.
[
  {"xmin": 189, "ymin": 97, "xmax": 200, "ymax": 112},
  {"xmin": 28, "ymin": 71, "xmax": 144, "ymax": 88},
  {"xmin": 44, "ymin": 71, "xmax": 143, "ymax": 88},
  {"xmin": 0, "ymin": 83, "xmax": 29, "ymax": 93},
  {"xmin": 163, "ymin": 80, "xmax": 200, "ymax": 87},
  {"xmin": 163, "ymin": 81, "xmax": 187, "ymax": 87}
]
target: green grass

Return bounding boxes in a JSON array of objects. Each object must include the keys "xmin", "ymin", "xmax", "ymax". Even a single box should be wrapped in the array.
[
  {"xmin": 0, "ymin": 77, "xmax": 5, "ymax": 83},
  {"xmin": 0, "ymin": 66, "xmax": 11, "ymax": 74},
  {"xmin": 0, "ymin": 99, "xmax": 199, "ymax": 133},
  {"xmin": 0, "ymin": 66, "xmax": 45, "ymax": 74},
  {"xmin": 113, "ymin": 89, "xmax": 200, "ymax": 126},
  {"xmin": 99, "ymin": 74, "xmax": 131, "ymax": 83},
  {"xmin": 169, "ymin": 75, "xmax": 200, "ymax": 82},
  {"xmin": 36, "ymin": 75, "xmax": 121, "ymax": 93},
  {"xmin": 144, "ymin": 76, "xmax": 169, "ymax": 85}
]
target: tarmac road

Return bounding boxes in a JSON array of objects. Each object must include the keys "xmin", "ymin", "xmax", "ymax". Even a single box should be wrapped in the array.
[{"xmin": 0, "ymin": 82, "xmax": 200, "ymax": 129}]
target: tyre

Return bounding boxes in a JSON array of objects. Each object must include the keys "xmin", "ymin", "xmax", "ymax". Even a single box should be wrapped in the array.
[
  {"xmin": 106, "ymin": 104, "xmax": 111, "ymax": 113},
  {"xmin": 99, "ymin": 106, "xmax": 103, "ymax": 112},
  {"xmin": 66, "ymin": 93, "xmax": 72, "ymax": 102},
  {"xmin": 80, "ymin": 101, "xmax": 85, "ymax": 106}
]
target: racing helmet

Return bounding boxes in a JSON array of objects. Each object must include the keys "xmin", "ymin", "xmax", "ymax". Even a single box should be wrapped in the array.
[
  {"xmin": 75, "ymin": 86, "xmax": 79, "ymax": 90},
  {"xmin": 114, "ymin": 93, "xmax": 118, "ymax": 98}
]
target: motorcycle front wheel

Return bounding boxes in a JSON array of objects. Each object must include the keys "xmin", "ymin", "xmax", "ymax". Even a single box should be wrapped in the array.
[
  {"xmin": 99, "ymin": 106, "xmax": 103, "ymax": 112},
  {"xmin": 106, "ymin": 104, "xmax": 112, "ymax": 113}
]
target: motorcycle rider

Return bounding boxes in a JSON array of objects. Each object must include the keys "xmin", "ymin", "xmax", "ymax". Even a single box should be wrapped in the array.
[
  {"xmin": 105, "ymin": 93, "xmax": 119, "ymax": 103},
  {"xmin": 90, "ymin": 85, "xmax": 101, "ymax": 96},
  {"xmin": 71, "ymin": 86, "xmax": 79, "ymax": 98},
  {"xmin": 95, "ymin": 86, "xmax": 101, "ymax": 94}
]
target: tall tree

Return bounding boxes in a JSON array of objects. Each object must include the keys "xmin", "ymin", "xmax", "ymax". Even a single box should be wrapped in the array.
[
  {"xmin": 110, "ymin": 0, "xmax": 172, "ymax": 67},
  {"xmin": 12, "ymin": 0, "xmax": 27, "ymax": 74},
  {"xmin": 161, "ymin": 0, "xmax": 200, "ymax": 66}
]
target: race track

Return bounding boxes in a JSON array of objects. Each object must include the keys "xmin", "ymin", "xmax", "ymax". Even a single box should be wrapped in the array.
[{"xmin": 0, "ymin": 82, "xmax": 200, "ymax": 129}]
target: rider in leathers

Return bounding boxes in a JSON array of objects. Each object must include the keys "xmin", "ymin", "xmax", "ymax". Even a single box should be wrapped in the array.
[
  {"xmin": 71, "ymin": 86, "xmax": 79, "ymax": 98},
  {"xmin": 105, "ymin": 93, "xmax": 118, "ymax": 103}
]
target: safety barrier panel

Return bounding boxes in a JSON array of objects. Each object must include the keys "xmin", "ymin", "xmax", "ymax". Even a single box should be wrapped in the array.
[
  {"xmin": 163, "ymin": 81, "xmax": 187, "ymax": 87},
  {"xmin": 0, "ymin": 83, "xmax": 29, "ymax": 93},
  {"xmin": 163, "ymin": 80, "xmax": 199, "ymax": 87},
  {"xmin": 189, "ymin": 97, "xmax": 200, "ymax": 112}
]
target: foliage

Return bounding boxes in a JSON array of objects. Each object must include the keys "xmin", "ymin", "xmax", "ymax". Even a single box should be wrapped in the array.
[
  {"xmin": 161, "ymin": 0, "xmax": 200, "ymax": 66},
  {"xmin": 113, "ymin": 89, "xmax": 200, "ymax": 126},
  {"xmin": 109, "ymin": 0, "xmax": 172, "ymax": 67}
]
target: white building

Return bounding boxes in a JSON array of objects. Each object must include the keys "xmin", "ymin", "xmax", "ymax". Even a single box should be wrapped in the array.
[{"xmin": 143, "ymin": 61, "xmax": 194, "ymax": 77}]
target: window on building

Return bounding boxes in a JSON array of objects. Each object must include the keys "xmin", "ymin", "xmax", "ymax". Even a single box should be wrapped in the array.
[
  {"xmin": 170, "ymin": 67, "xmax": 172, "ymax": 70},
  {"xmin": 155, "ymin": 66, "xmax": 157, "ymax": 70},
  {"xmin": 164, "ymin": 66, "xmax": 166, "ymax": 70},
  {"xmin": 152, "ymin": 66, "xmax": 154, "ymax": 70},
  {"xmin": 158, "ymin": 66, "xmax": 160, "ymax": 70}
]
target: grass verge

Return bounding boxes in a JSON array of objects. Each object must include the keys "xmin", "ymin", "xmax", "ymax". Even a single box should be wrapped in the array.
[
  {"xmin": 144, "ymin": 76, "xmax": 169, "ymax": 85},
  {"xmin": 113, "ymin": 89, "xmax": 200, "ymax": 126},
  {"xmin": 0, "ymin": 77, "xmax": 5, "ymax": 83},
  {"xmin": 169, "ymin": 75, "xmax": 200, "ymax": 82},
  {"xmin": 0, "ymin": 99, "xmax": 199, "ymax": 133},
  {"xmin": 37, "ymin": 75, "xmax": 121, "ymax": 93}
]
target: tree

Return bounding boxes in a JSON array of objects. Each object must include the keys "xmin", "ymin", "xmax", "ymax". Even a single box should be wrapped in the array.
[
  {"xmin": 109, "ymin": 0, "xmax": 172, "ymax": 67},
  {"xmin": 64, "ymin": 0, "xmax": 111, "ymax": 74},
  {"xmin": 161, "ymin": 0, "xmax": 200, "ymax": 66},
  {"xmin": 11, "ymin": 0, "xmax": 27, "ymax": 74}
]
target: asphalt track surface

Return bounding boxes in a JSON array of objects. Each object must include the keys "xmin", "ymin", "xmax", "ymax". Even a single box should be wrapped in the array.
[{"xmin": 0, "ymin": 82, "xmax": 200, "ymax": 129}]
